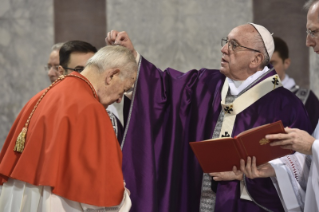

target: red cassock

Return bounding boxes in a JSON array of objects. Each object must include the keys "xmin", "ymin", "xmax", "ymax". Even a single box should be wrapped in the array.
[{"xmin": 0, "ymin": 72, "xmax": 124, "ymax": 207}]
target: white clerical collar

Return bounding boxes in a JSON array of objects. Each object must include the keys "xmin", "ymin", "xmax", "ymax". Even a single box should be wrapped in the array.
[
  {"xmin": 281, "ymin": 74, "xmax": 296, "ymax": 90},
  {"xmin": 227, "ymin": 66, "xmax": 270, "ymax": 95}
]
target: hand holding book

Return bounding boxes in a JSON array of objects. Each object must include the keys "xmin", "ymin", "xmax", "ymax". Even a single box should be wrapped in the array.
[
  {"xmin": 267, "ymin": 127, "xmax": 315, "ymax": 155},
  {"xmin": 209, "ymin": 157, "xmax": 276, "ymax": 181},
  {"xmin": 190, "ymin": 120, "xmax": 293, "ymax": 173}
]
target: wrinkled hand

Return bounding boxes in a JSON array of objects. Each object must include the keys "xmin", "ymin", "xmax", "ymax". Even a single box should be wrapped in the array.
[
  {"xmin": 209, "ymin": 166, "xmax": 243, "ymax": 181},
  {"xmin": 266, "ymin": 127, "xmax": 315, "ymax": 155},
  {"xmin": 106, "ymin": 30, "xmax": 137, "ymax": 58},
  {"xmin": 240, "ymin": 157, "xmax": 275, "ymax": 179}
]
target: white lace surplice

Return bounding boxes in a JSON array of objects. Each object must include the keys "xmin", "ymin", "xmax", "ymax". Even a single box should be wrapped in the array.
[
  {"xmin": 0, "ymin": 178, "xmax": 131, "ymax": 212},
  {"xmin": 270, "ymin": 120, "xmax": 319, "ymax": 212}
]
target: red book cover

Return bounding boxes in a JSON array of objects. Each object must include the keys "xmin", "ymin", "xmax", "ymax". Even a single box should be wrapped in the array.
[{"xmin": 189, "ymin": 120, "xmax": 293, "ymax": 173}]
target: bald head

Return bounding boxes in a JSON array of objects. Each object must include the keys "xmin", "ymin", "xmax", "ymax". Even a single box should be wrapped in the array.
[{"xmin": 308, "ymin": 1, "xmax": 319, "ymax": 17}]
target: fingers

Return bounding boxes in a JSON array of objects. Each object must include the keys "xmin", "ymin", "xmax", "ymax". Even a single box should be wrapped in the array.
[
  {"xmin": 265, "ymin": 133, "xmax": 289, "ymax": 141},
  {"xmin": 251, "ymin": 156, "xmax": 257, "ymax": 174},
  {"xmin": 270, "ymin": 140, "xmax": 292, "ymax": 147},
  {"xmin": 114, "ymin": 31, "xmax": 128, "ymax": 44},
  {"xmin": 280, "ymin": 144, "xmax": 293, "ymax": 150},
  {"xmin": 241, "ymin": 157, "xmax": 254, "ymax": 179},
  {"xmin": 105, "ymin": 30, "xmax": 119, "ymax": 45},
  {"xmin": 245, "ymin": 157, "xmax": 251, "ymax": 173},
  {"xmin": 232, "ymin": 166, "xmax": 238, "ymax": 173},
  {"xmin": 209, "ymin": 172, "xmax": 222, "ymax": 181},
  {"xmin": 240, "ymin": 159, "xmax": 246, "ymax": 174},
  {"xmin": 209, "ymin": 172, "xmax": 221, "ymax": 177},
  {"xmin": 284, "ymin": 127, "xmax": 295, "ymax": 133}
]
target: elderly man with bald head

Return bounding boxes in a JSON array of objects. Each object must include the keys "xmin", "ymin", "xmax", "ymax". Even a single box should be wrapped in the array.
[
  {"xmin": 107, "ymin": 23, "xmax": 311, "ymax": 212},
  {"xmin": 0, "ymin": 45, "xmax": 136, "ymax": 212}
]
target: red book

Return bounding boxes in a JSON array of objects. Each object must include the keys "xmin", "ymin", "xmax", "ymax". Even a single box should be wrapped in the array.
[{"xmin": 189, "ymin": 120, "xmax": 293, "ymax": 173}]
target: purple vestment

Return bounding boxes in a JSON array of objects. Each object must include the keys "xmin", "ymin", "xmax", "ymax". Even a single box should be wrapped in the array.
[{"xmin": 122, "ymin": 57, "xmax": 312, "ymax": 212}]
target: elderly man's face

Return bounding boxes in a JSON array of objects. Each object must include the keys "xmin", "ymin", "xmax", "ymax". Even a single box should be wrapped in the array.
[
  {"xmin": 306, "ymin": 3, "xmax": 319, "ymax": 54},
  {"xmin": 99, "ymin": 70, "xmax": 137, "ymax": 108},
  {"xmin": 47, "ymin": 50, "xmax": 62, "ymax": 83},
  {"xmin": 220, "ymin": 25, "xmax": 259, "ymax": 80}
]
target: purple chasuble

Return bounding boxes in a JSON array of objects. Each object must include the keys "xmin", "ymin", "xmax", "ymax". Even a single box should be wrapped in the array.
[{"xmin": 121, "ymin": 57, "xmax": 312, "ymax": 212}]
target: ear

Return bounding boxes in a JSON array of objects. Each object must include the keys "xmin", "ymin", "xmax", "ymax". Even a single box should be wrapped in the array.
[
  {"xmin": 283, "ymin": 58, "xmax": 291, "ymax": 70},
  {"xmin": 250, "ymin": 53, "xmax": 263, "ymax": 69},
  {"xmin": 58, "ymin": 66, "xmax": 65, "ymax": 75},
  {"xmin": 105, "ymin": 68, "xmax": 120, "ymax": 85}
]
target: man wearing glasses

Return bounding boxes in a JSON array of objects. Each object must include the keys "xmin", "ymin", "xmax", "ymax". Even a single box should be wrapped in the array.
[
  {"xmin": 54, "ymin": 40, "xmax": 125, "ymax": 144},
  {"xmin": 45, "ymin": 42, "xmax": 64, "ymax": 83},
  {"xmin": 0, "ymin": 45, "xmax": 136, "ymax": 212},
  {"xmin": 240, "ymin": 1, "xmax": 319, "ymax": 211},
  {"xmin": 106, "ymin": 23, "xmax": 312, "ymax": 212},
  {"xmin": 44, "ymin": 41, "xmax": 96, "ymax": 82},
  {"xmin": 57, "ymin": 40, "xmax": 97, "ymax": 75}
]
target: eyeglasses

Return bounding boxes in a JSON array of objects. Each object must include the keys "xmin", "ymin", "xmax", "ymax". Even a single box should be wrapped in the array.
[
  {"xmin": 306, "ymin": 29, "xmax": 319, "ymax": 38},
  {"xmin": 63, "ymin": 67, "xmax": 84, "ymax": 73},
  {"xmin": 44, "ymin": 65, "xmax": 59, "ymax": 72},
  {"xmin": 221, "ymin": 38, "xmax": 261, "ymax": 53}
]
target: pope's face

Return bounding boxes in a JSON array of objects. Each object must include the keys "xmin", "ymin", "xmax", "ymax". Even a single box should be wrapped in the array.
[
  {"xmin": 220, "ymin": 25, "xmax": 259, "ymax": 81},
  {"xmin": 306, "ymin": 3, "xmax": 319, "ymax": 54}
]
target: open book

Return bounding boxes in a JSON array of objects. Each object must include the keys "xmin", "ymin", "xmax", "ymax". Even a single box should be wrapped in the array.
[{"xmin": 189, "ymin": 120, "xmax": 293, "ymax": 173}]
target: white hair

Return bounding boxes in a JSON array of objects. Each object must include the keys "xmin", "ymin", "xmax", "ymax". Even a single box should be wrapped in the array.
[
  {"xmin": 254, "ymin": 33, "xmax": 269, "ymax": 68},
  {"xmin": 86, "ymin": 45, "xmax": 137, "ymax": 79},
  {"xmin": 304, "ymin": 0, "xmax": 317, "ymax": 9},
  {"xmin": 51, "ymin": 42, "xmax": 65, "ymax": 51}
]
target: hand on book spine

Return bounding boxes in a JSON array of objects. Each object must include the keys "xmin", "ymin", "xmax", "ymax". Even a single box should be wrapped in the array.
[{"xmin": 267, "ymin": 127, "xmax": 315, "ymax": 155}]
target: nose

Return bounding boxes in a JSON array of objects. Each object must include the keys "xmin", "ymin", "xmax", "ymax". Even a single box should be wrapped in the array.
[
  {"xmin": 47, "ymin": 67, "xmax": 56, "ymax": 77},
  {"xmin": 221, "ymin": 43, "xmax": 229, "ymax": 54},
  {"xmin": 306, "ymin": 34, "xmax": 315, "ymax": 47}
]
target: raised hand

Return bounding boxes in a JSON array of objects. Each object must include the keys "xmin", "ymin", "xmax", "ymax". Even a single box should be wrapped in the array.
[
  {"xmin": 106, "ymin": 30, "xmax": 137, "ymax": 58},
  {"xmin": 266, "ymin": 127, "xmax": 315, "ymax": 155},
  {"xmin": 240, "ymin": 156, "xmax": 275, "ymax": 179},
  {"xmin": 209, "ymin": 166, "xmax": 243, "ymax": 181}
]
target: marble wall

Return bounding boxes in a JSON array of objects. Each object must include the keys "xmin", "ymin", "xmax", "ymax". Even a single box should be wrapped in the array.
[
  {"xmin": 107, "ymin": 0, "xmax": 253, "ymax": 72},
  {"xmin": 3, "ymin": 0, "xmax": 317, "ymax": 150},
  {"xmin": 0, "ymin": 0, "xmax": 54, "ymax": 148}
]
